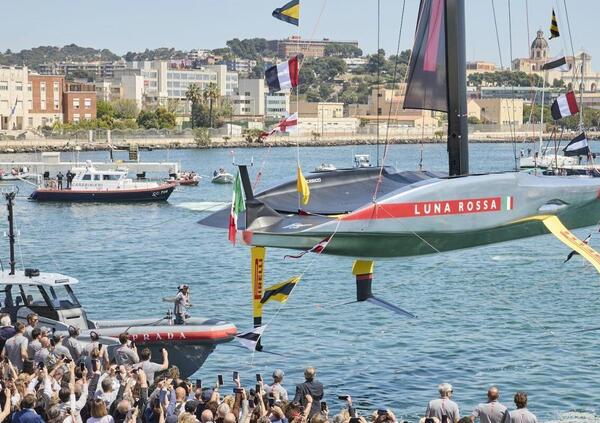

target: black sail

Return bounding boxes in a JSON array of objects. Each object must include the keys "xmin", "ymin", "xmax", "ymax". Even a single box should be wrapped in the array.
[{"xmin": 403, "ymin": 0, "xmax": 448, "ymax": 112}]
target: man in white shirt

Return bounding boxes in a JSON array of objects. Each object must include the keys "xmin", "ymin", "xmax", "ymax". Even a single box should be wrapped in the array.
[{"xmin": 265, "ymin": 369, "xmax": 288, "ymax": 401}]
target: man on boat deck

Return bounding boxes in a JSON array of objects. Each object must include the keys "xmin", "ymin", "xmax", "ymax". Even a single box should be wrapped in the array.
[
  {"xmin": 66, "ymin": 170, "xmax": 74, "ymax": 189},
  {"xmin": 57, "ymin": 171, "xmax": 64, "ymax": 190},
  {"xmin": 174, "ymin": 284, "xmax": 192, "ymax": 325}
]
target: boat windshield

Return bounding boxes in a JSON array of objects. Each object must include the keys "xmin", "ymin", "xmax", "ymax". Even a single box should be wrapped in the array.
[{"xmin": 44, "ymin": 285, "xmax": 81, "ymax": 310}]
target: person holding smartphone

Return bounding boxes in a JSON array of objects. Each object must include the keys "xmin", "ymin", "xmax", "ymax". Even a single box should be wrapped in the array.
[
  {"xmin": 133, "ymin": 347, "xmax": 169, "ymax": 386},
  {"xmin": 114, "ymin": 333, "xmax": 139, "ymax": 366}
]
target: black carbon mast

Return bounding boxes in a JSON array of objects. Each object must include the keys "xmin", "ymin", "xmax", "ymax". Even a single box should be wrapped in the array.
[{"xmin": 445, "ymin": 0, "xmax": 469, "ymax": 176}]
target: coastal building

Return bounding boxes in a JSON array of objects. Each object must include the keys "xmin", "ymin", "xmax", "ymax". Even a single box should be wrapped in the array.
[
  {"xmin": 265, "ymin": 92, "xmax": 290, "ymax": 119},
  {"xmin": 0, "ymin": 66, "xmax": 30, "ymax": 130},
  {"xmin": 296, "ymin": 117, "xmax": 360, "ymax": 136},
  {"xmin": 347, "ymin": 88, "xmax": 438, "ymax": 129},
  {"xmin": 268, "ymin": 36, "xmax": 360, "ymax": 58},
  {"xmin": 291, "ymin": 101, "xmax": 344, "ymax": 119},
  {"xmin": 511, "ymin": 30, "xmax": 600, "ymax": 92},
  {"xmin": 226, "ymin": 59, "xmax": 258, "ymax": 73},
  {"xmin": 344, "ymin": 57, "xmax": 368, "ymax": 72},
  {"xmin": 467, "ymin": 98, "xmax": 524, "ymax": 125},
  {"xmin": 28, "ymin": 74, "xmax": 64, "ymax": 128},
  {"xmin": 232, "ymin": 78, "xmax": 265, "ymax": 117},
  {"xmin": 116, "ymin": 61, "xmax": 237, "ymax": 112},
  {"xmin": 95, "ymin": 80, "xmax": 123, "ymax": 103},
  {"xmin": 63, "ymin": 82, "xmax": 97, "ymax": 123},
  {"xmin": 467, "ymin": 61, "xmax": 498, "ymax": 72},
  {"xmin": 38, "ymin": 61, "xmax": 127, "ymax": 79}
]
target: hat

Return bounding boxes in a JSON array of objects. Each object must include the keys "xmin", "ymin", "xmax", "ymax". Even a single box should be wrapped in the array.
[
  {"xmin": 272, "ymin": 369, "xmax": 284, "ymax": 379},
  {"xmin": 201, "ymin": 389, "xmax": 213, "ymax": 402}
]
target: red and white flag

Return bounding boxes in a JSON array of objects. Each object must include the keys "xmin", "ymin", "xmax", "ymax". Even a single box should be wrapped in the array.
[
  {"xmin": 551, "ymin": 91, "xmax": 579, "ymax": 120},
  {"xmin": 284, "ymin": 236, "xmax": 331, "ymax": 259},
  {"xmin": 261, "ymin": 113, "xmax": 298, "ymax": 139}
]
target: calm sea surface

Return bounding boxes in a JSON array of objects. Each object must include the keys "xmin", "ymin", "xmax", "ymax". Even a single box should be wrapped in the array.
[{"xmin": 2, "ymin": 142, "xmax": 600, "ymax": 422}]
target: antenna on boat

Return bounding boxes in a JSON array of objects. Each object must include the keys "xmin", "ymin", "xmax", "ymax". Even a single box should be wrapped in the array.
[{"xmin": 2, "ymin": 187, "xmax": 18, "ymax": 275}]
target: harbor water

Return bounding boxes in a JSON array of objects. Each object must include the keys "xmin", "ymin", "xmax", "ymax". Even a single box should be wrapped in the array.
[{"xmin": 4, "ymin": 142, "xmax": 600, "ymax": 422}]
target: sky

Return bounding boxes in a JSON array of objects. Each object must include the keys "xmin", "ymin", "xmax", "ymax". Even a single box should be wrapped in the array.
[{"xmin": 0, "ymin": 0, "xmax": 595, "ymax": 69}]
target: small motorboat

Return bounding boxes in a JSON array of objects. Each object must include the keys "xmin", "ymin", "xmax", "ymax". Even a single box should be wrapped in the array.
[
  {"xmin": 29, "ymin": 161, "xmax": 176, "ymax": 202},
  {"xmin": 0, "ymin": 192, "xmax": 236, "ymax": 377},
  {"xmin": 314, "ymin": 163, "xmax": 337, "ymax": 172},
  {"xmin": 354, "ymin": 154, "xmax": 372, "ymax": 168},
  {"xmin": 211, "ymin": 169, "xmax": 234, "ymax": 184},
  {"xmin": 0, "ymin": 167, "xmax": 35, "ymax": 181},
  {"xmin": 174, "ymin": 171, "xmax": 200, "ymax": 187}
]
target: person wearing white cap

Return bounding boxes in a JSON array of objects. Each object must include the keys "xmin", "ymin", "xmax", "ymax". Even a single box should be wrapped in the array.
[
  {"xmin": 174, "ymin": 284, "xmax": 192, "ymax": 325},
  {"xmin": 264, "ymin": 369, "xmax": 288, "ymax": 401}
]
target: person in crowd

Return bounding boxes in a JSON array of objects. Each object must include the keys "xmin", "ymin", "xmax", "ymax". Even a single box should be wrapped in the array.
[
  {"xmin": 52, "ymin": 332, "xmax": 73, "ymax": 361},
  {"xmin": 88, "ymin": 398, "xmax": 115, "ymax": 423},
  {"xmin": 470, "ymin": 386, "xmax": 509, "ymax": 423},
  {"xmin": 426, "ymin": 383, "xmax": 461, "ymax": 423},
  {"xmin": 33, "ymin": 336, "xmax": 51, "ymax": 365},
  {"xmin": 12, "ymin": 393, "xmax": 45, "ymax": 423},
  {"xmin": 27, "ymin": 327, "xmax": 43, "ymax": 360},
  {"xmin": 82, "ymin": 331, "xmax": 101, "ymax": 357},
  {"xmin": 56, "ymin": 171, "xmax": 64, "ymax": 190},
  {"xmin": 174, "ymin": 284, "xmax": 192, "ymax": 325},
  {"xmin": 2, "ymin": 321, "xmax": 28, "ymax": 371},
  {"xmin": 264, "ymin": 369, "xmax": 288, "ymax": 401},
  {"xmin": 0, "ymin": 314, "xmax": 15, "ymax": 350},
  {"xmin": 293, "ymin": 367, "xmax": 323, "ymax": 418},
  {"xmin": 509, "ymin": 392, "xmax": 537, "ymax": 423},
  {"xmin": 64, "ymin": 326, "xmax": 84, "ymax": 362},
  {"xmin": 24, "ymin": 313, "xmax": 39, "ymax": 341},
  {"xmin": 114, "ymin": 334, "xmax": 139, "ymax": 367},
  {"xmin": 133, "ymin": 347, "xmax": 168, "ymax": 386}
]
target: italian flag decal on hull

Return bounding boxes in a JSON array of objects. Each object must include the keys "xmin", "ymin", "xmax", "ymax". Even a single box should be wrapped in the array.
[{"xmin": 502, "ymin": 196, "xmax": 514, "ymax": 210}]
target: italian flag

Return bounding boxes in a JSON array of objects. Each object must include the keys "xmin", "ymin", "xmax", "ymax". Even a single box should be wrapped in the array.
[
  {"xmin": 228, "ymin": 172, "xmax": 246, "ymax": 245},
  {"xmin": 502, "ymin": 196, "xmax": 514, "ymax": 211}
]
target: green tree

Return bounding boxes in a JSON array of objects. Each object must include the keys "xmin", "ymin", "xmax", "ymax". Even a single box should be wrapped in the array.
[
  {"xmin": 185, "ymin": 83, "xmax": 203, "ymax": 129},
  {"xmin": 96, "ymin": 100, "xmax": 115, "ymax": 121},
  {"xmin": 203, "ymin": 83, "xmax": 220, "ymax": 128},
  {"xmin": 112, "ymin": 99, "xmax": 138, "ymax": 120},
  {"xmin": 552, "ymin": 79, "xmax": 565, "ymax": 88},
  {"xmin": 136, "ymin": 107, "xmax": 176, "ymax": 129},
  {"xmin": 366, "ymin": 49, "xmax": 386, "ymax": 74}
]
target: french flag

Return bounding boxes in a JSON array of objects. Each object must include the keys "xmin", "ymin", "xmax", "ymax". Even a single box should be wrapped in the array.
[
  {"xmin": 551, "ymin": 91, "xmax": 579, "ymax": 120},
  {"xmin": 266, "ymin": 56, "xmax": 299, "ymax": 92}
]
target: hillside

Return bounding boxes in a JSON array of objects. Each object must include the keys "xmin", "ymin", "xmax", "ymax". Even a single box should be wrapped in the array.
[{"xmin": 0, "ymin": 44, "xmax": 120, "ymax": 69}]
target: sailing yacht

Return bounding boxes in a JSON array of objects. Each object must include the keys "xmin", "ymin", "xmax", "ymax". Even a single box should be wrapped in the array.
[{"xmin": 202, "ymin": 0, "xmax": 600, "ymax": 259}]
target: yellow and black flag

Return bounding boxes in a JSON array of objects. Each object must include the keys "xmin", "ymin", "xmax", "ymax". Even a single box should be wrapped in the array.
[
  {"xmin": 550, "ymin": 9, "xmax": 560, "ymax": 39},
  {"xmin": 260, "ymin": 276, "xmax": 300, "ymax": 304},
  {"xmin": 273, "ymin": 0, "xmax": 299, "ymax": 26}
]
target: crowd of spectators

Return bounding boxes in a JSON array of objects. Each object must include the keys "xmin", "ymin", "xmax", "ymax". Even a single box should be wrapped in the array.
[{"xmin": 0, "ymin": 313, "xmax": 538, "ymax": 423}]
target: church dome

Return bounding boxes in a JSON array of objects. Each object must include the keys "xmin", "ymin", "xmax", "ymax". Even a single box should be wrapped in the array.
[{"xmin": 531, "ymin": 30, "xmax": 548, "ymax": 51}]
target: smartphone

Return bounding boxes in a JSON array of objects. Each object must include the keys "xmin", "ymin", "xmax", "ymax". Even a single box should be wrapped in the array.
[
  {"xmin": 268, "ymin": 396, "xmax": 275, "ymax": 407},
  {"xmin": 350, "ymin": 418, "xmax": 361, "ymax": 423},
  {"xmin": 130, "ymin": 341, "xmax": 136, "ymax": 349},
  {"xmin": 232, "ymin": 371, "xmax": 239, "ymax": 381},
  {"xmin": 195, "ymin": 379, "xmax": 202, "ymax": 389},
  {"xmin": 321, "ymin": 402, "xmax": 327, "ymax": 412},
  {"xmin": 217, "ymin": 374, "xmax": 224, "ymax": 386},
  {"xmin": 255, "ymin": 383, "xmax": 261, "ymax": 393},
  {"xmin": 3, "ymin": 357, "xmax": 8, "ymax": 364},
  {"xmin": 253, "ymin": 396, "xmax": 260, "ymax": 406},
  {"xmin": 338, "ymin": 396, "xmax": 349, "ymax": 401},
  {"xmin": 91, "ymin": 359, "xmax": 98, "ymax": 372},
  {"xmin": 256, "ymin": 373, "xmax": 262, "ymax": 382},
  {"xmin": 79, "ymin": 362, "xmax": 85, "ymax": 372},
  {"xmin": 37, "ymin": 361, "xmax": 45, "ymax": 370},
  {"xmin": 377, "ymin": 410, "xmax": 387, "ymax": 416}
]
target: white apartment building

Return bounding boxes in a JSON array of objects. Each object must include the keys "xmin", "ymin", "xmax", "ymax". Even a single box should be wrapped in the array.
[
  {"xmin": 265, "ymin": 92, "xmax": 290, "ymax": 118},
  {"xmin": 0, "ymin": 66, "xmax": 30, "ymax": 130}
]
